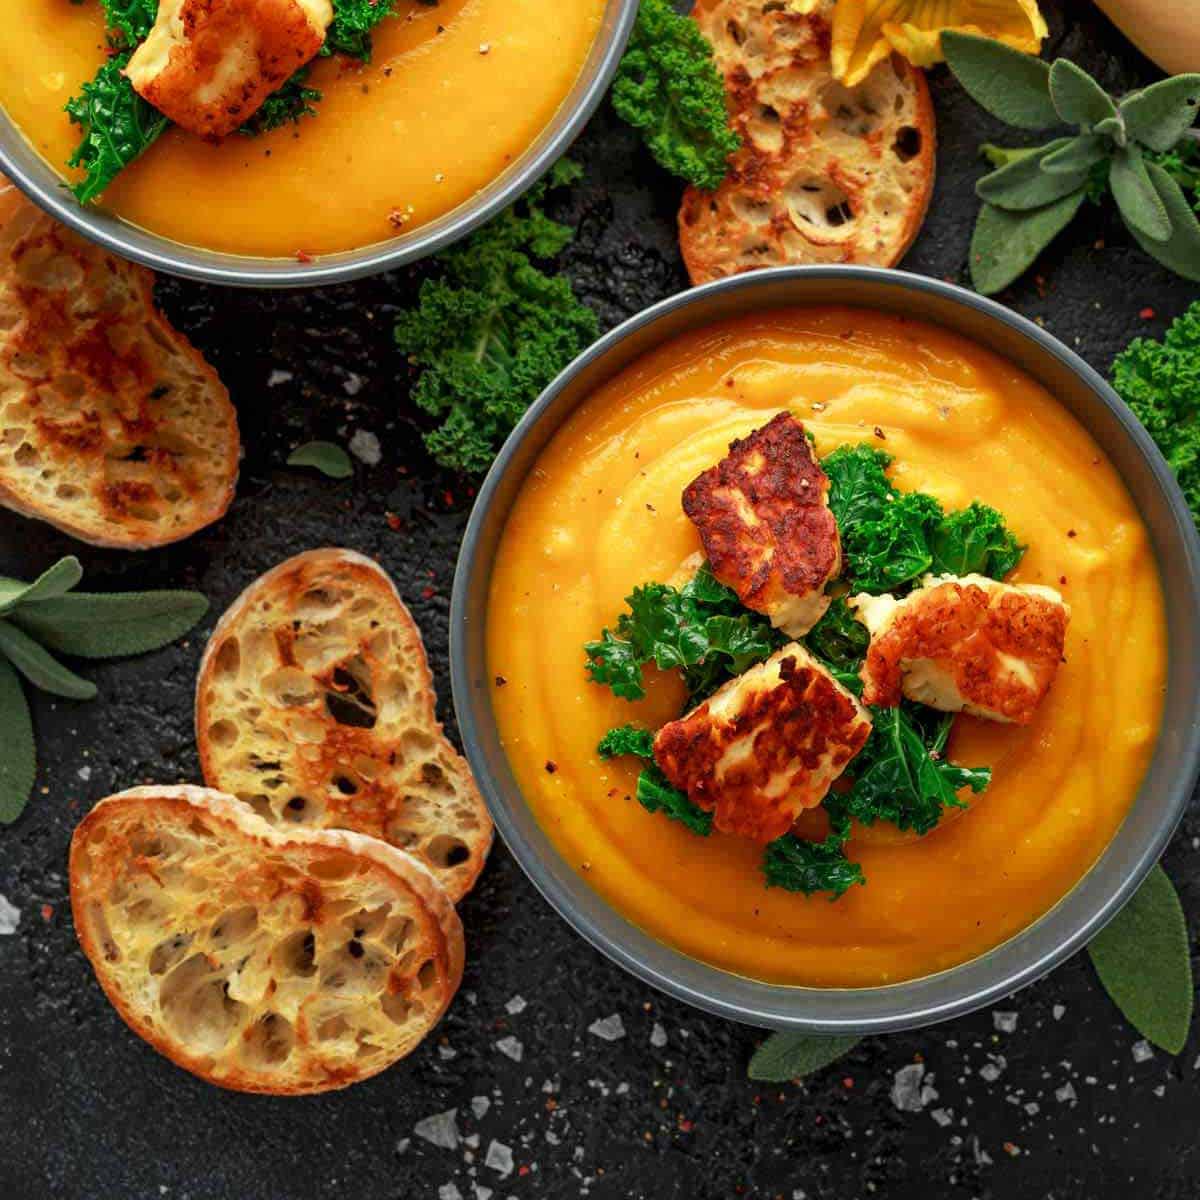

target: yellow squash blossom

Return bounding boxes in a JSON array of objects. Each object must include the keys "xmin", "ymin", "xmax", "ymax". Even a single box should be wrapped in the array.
[{"xmin": 831, "ymin": 0, "xmax": 1048, "ymax": 85}]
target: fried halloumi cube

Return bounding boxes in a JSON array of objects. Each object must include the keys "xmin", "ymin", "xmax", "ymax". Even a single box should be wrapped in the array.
[
  {"xmin": 127, "ymin": 0, "xmax": 334, "ymax": 139},
  {"xmin": 682, "ymin": 412, "xmax": 840, "ymax": 638},
  {"xmin": 652, "ymin": 643, "xmax": 872, "ymax": 842},
  {"xmin": 851, "ymin": 574, "xmax": 1070, "ymax": 725}
]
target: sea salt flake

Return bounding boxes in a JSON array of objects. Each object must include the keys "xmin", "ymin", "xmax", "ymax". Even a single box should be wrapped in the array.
[
  {"xmin": 992, "ymin": 1011, "xmax": 1019, "ymax": 1034},
  {"xmin": 438, "ymin": 1185, "xmax": 463, "ymax": 1200},
  {"xmin": 471, "ymin": 1097, "xmax": 491, "ymax": 1120},
  {"xmin": 267, "ymin": 369, "xmax": 293, "ymax": 387},
  {"xmin": 0, "ymin": 894, "xmax": 19, "ymax": 935},
  {"xmin": 505, "ymin": 995, "xmax": 527, "ymax": 1015},
  {"xmin": 588, "ymin": 1014, "xmax": 626, "ymax": 1042},
  {"xmin": 474, "ymin": 1188, "xmax": 493, "ymax": 1200},
  {"xmin": 1052, "ymin": 1004, "xmax": 1066, "ymax": 1021},
  {"xmin": 495, "ymin": 1036, "xmax": 523, "ymax": 1062},
  {"xmin": 979, "ymin": 1062, "xmax": 1003, "ymax": 1083},
  {"xmin": 1055, "ymin": 1082, "xmax": 1077, "ymax": 1103},
  {"xmin": 1024, "ymin": 1102, "xmax": 1040, "ymax": 1116},
  {"xmin": 415, "ymin": 1110, "xmax": 461, "ymax": 1151},
  {"xmin": 930, "ymin": 1108, "xmax": 954, "ymax": 1128},
  {"xmin": 438, "ymin": 1044, "xmax": 458, "ymax": 1060},
  {"xmin": 650, "ymin": 1022, "xmax": 668, "ymax": 1048},
  {"xmin": 891, "ymin": 1063, "xmax": 926, "ymax": 1112},
  {"xmin": 77, "ymin": 765, "xmax": 92, "ymax": 782},
  {"xmin": 349, "ymin": 430, "xmax": 382, "ymax": 465},
  {"xmin": 1132, "ymin": 1040, "xmax": 1155, "ymax": 1063},
  {"xmin": 485, "ymin": 1141, "xmax": 514, "ymax": 1178}
]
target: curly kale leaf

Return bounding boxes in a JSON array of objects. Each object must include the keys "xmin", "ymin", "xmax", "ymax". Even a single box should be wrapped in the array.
[
  {"xmin": 803, "ymin": 596, "xmax": 868, "ymax": 682},
  {"xmin": 597, "ymin": 724, "xmax": 656, "ymax": 760},
  {"xmin": 394, "ymin": 161, "xmax": 597, "ymax": 474},
  {"xmin": 611, "ymin": 0, "xmax": 739, "ymax": 191},
  {"xmin": 584, "ymin": 563, "xmax": 784, "ymax": 705},
  {"xmin": 66, "ymin": 53, "xmax": 169, "ymax": 204},
  {"xmin": 763, "ymin": 808, "xmax": 864, "ymax": 899},
  {"xmin": 326, "ymin": 0, "xmax": 400, "ymax": 60},
  {"xmin": 1112, "ymin": 300, "xmax": 1200, "ymax": 527},
  {"xmin": 99, "ymin": 0, "xmax": 158, "ymax": 47},
  {"xmin": 240, "ymin": 68, "xmax": 323, "ymax": 135},
  {"xmin": 637, "ymin": 765, "xmax": 713, "ymax": 835},
  {"xmin": 823, "ymin": 444, "xmax": 1025, "ymax": 593}
]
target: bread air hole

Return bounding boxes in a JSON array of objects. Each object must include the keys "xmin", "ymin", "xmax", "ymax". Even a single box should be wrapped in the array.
[
  {"xmin": 426, "ymin": 834, "xmax": 471, "ymax": 869},
  {"xmin": 149, "ymin": 931, "xmax": 195, "ymax": 976},
  {"xmin": 892, "ymin": 125, "xmax": 922, "ymax": 163},
  {"xmin": 87, "ymin": 900, "xmax": 121, "ymax": 963},
  {"xmin": 275, "ymin": 929, "xmax": 317, "ymax": 978},
  {"xmin": 282, "ymin": 794, "xmax": 325, "ymax": 825},
  {"xmin": 159, "ymin": 954, "xmax": 247, "ymax": 1054},
  {"xmin": 207, "ymin": 719, "xmax": 238, "ymax": 749},
  {"xmin": 380, "ymin": 989, "xmax": 413, "ymax": 1026},
  {"xmin": 208, "ymin": 905, "xmax": 258, "ymax": 951},
  {"xmin": 325, "ymin": 657, "xmax": 377, "ymax": 729},
  {"xmin": 241, "ymin": 1012, "xmax": 295, "ymax": 1068},
  {"xmin": 262, "ymin": 666, "xmax": 319, "ymax": 708},
  {"xmin": 784, "ymin": 175, "xmax": 856, "ymax": 239}
]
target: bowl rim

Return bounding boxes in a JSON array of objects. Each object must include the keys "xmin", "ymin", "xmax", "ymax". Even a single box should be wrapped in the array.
[
  {"xmin": 450, "ymin": 265, "xmax": 1200, "ymax": 1033},
  {"xmin": 0, "ymin": 0, "xmax": 638, "ymax": 288}
]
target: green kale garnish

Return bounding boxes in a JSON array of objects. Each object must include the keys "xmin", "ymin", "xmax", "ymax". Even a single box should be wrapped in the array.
[
  {"xmin": 584, "ymin": 562, "xmax": 783, "ymax": 705},
  {"xmin": 99, "ymin": 0, "xmax": 157, "ymax": 47},
  {"xmin": 803, "ymin": 596, "xmax": 868, "ymax": 684},
  {"xmin": 325, "ymin": 0, "xmax": 399, "ymax": 61},
  {"xmin": 1112, "ymin": 301, "xmax": 1200, "ymax": 528},
  {"xmin": 823, "ymin": 444, "xmax": 1024, "ymax": 594},
  {"xmin": 65, "ymin": 54, "xmax": 169, "ymax": 205},
  {"xmin": 394, "ymin": 161, "xmax": 598, "ymax": 474},
  {"xmin": 597, "ymin": 723, "xmax": 712, "ymax": 835},
  {"xmin": 597, "ymin": 724, "xmax": 656, "ymax": 760},
  {"xmin": 240, "ymin": 68, "xmax": 323, "ymax": 135},
  {"xmin": 763, "ymin": 808, "xmax": 864, "ymax": 899},
  {"xmin": 610, "ymin": 0, "xmax": 739, "ymax": 191}
]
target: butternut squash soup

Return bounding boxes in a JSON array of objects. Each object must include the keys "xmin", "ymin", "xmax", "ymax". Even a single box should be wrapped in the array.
[
  {"xmin": 486, "ymin": 308, "xmax": 1167, "ymax": 987},
  {"xmin": 0, "ymin": 0, "xmax": 605, "ymax": 256}
]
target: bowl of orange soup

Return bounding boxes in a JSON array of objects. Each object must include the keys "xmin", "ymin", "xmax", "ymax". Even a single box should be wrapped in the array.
[
  {"xmin": 0, "ymin": 0, "xmax": 635, "ymax": 286},
  {"xmin": 451, "ymin": 267, "xmax": 1200, "ymax": 1033}
]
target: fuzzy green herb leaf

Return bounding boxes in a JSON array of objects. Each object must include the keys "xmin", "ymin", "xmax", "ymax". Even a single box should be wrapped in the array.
[
  {"xmin": 1088, "ymin": 865, "xmax": 1193, "ymax": 1054},
  {"xmin": 66, "ymin": 53, "xmax": 169, "ymax": 204},
  {"xmin": 1111, "ymin": 300, "xmax": 1200, "ymax": 526},
  {"xmin": 637, "ymin": 765, "xmax": 713, "ymax": 836},
  {"xmin": 1041, "ymin": 132, "xmax": 1110, "ymax": 175},
  {"xmin": 969, "ymin": 191, "xmax": 1087, "ymax": 295},
  {"xmin": 0, "ymin": 657, "xmax": 35, "ymax": 825},
  {"xmin": 1120, "ymin": 75, "xmax": 1200, "ymax": 154},
  {"xmin": 11, "ymin": 591, "xmax": 208, "ymax": 660},
  {"xmin": 941, "ymin": 32, "xmax": 1057, "ymax": 130},
  {"xmin": 0, "ymin": 621, "xmax": 97, "ymax": 701},
  {"xmin": 1049, "ymin": 58, "xmax": 1116, "ymax": 128},
  {"xmin": 976, "ymin": 138, "xmax": 1090, "ymax": 211},
  {"xmin": 0, "ymin": 557, "xmax": 83, "ymax": 618},
  {"xmin": 748, "ymin": 1033, "xmax": 861, "ymax": 1082},
  {"xmin": 1110, "ymin": 145, "xmax": 1171, "ymax": 242},
  {"xmin": 288, "ymin": 441, "xmax": 354, "ymax": 479},
  {"xmin": 1128, "ymin": 163, "xmax": 1200, "ymax": 281},
  {"xmin": 611, "ymin": 0, "xmax": 739, "ymax": 191}
]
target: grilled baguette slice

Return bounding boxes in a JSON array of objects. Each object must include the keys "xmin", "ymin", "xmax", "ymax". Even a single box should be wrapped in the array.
[
  {"xmin": 679, "ymin": 0, "xmax": 935, "ymax": 284},
  {"xmin": 196, "ymin": 549, "xmax": 493, "ymax": 903},
  {"xmin": 70, "ymin": 785, "xmax": 465, "ymax": 1095},
  {"xmin": 0, "ymin": 186, "xmax": 238, "ymax": 547}
]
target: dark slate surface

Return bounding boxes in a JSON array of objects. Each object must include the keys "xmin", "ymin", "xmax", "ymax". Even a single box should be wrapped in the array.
[{"xmin": 1, "ymin": 2, "xmax": 1199, "ymax": 1197}]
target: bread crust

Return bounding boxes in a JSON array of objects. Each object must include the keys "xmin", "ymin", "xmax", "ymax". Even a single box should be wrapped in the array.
[
  {"xmin": 678, "ymin": 0, "xmax": 936, "ymax": 283},
  {"xmin": 0, "ymin": 190, "xmax": 239, "ymax": 548},
  {"xmin": 70, "ymin": 785, "xmax": 465, "ymax": 1095},
  {"xmin": 196, "ymin": 549, "xmax": 493, "ymax": 903}
]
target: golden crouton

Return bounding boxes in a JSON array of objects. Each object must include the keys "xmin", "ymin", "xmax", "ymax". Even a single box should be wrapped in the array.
[
  {"xmin": 683, "ymin": 412, "xmax": 840, "ymax": 637},
  {"xmin": 127, "ymin": 0, "xmax": 334, "ymax": 139},
  {"xmin": 852, "ymin": 574, "xmax": 1070, "ymax": 725},
  {"xmin": 653, "ymin": 643, "xmax": 872, "ymax": 842}
]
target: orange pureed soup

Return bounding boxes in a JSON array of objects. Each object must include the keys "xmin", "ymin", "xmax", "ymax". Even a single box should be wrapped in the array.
[
  {"xmin": 0, "ymin": 0, "xmax": 604, "ymax": 256},
  {"xmin": 487, "ymin": 308, "xmax": 1167, "ymax": 987}
]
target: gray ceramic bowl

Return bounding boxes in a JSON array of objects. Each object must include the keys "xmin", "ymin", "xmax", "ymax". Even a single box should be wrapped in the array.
[
  {"xmin": 451, "ymin": 266, "xmax": 1200, "ymax": 1034},
  {"xmin": 0, "ymin": 0, "xmax": 637, "ymax": 288}
]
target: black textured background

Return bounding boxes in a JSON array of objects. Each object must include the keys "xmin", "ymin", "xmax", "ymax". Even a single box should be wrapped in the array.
[{"xmin": 2, "ymin": 3, "xmax": 1199, "ymax": 1197}]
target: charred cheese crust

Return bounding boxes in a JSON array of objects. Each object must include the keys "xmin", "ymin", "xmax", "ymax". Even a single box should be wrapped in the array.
[
  {"xmin": 853, "ymin": 575, "xmax": 1070, "ymax": 725},
  {"xmin": 127, "ymin": 0, "xmax": 334, "ymax": 139},
  {"xmin": 678, "ymin": 0, "xmax": 935, "ymax": 284},
  {"xmin": 682, "ymin": 412, "xmax": 840, "ymax": 636},
  {"xmin": 653, "ymin": 643, "xmax": 872, "ymax": 842}
]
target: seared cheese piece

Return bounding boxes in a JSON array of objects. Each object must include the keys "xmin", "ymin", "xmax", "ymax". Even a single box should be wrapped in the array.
[
  {"xmin": 127, "ymin": 0, "xmax": 334, "ymax": 139},
  {"xmin": 652, "ymin": 643, "xmax": 872, "ymax": 842},
  {"xmin": 852, "ymin": 574, "xmax": 1070, "ymax": 725},
  {"xmin": 683, "ymin": 412, "xmax": 840, "ymax": 637}
]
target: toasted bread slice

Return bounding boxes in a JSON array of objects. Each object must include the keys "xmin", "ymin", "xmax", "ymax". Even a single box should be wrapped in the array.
[
  {"xmin": 127, "ymin": 0, "xmax": 334, "ymax": 139},
  {"xmin": 0, "ymin": 188, "xmax": 238, "ymax": 548},
  {"xmin": 196, "ymin": 549, "xmax": 493, "ymax": 903},
  {"xmin": 678, "ymin": 0, "xmax": 936, "ymax": 284},
  {"xmin": 70, "ymin": 785, "xmax": 465, "ymax": 1095}
]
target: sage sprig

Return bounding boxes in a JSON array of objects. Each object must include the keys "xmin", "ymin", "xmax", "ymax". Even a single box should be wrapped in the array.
[
  {"xmin": 0, "ymin": 557, "xmax": 208, "ymax": 824},
  {"xmin": 748, "ymin": 1033, "xmax": 861, "ymax": 1082},
  {"xmin": 943, "ymin": 32, "xmax": 1200, "ymax": 293}
]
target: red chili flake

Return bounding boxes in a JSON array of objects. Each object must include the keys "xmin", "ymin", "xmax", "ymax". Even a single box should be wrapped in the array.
[
  {"xmin": 41, "ymin": 904, "xmax": 53, "ymax": 922},
  {"xmin": 421, "ymin": 586, "xmax": 435, "ymax": 600},
  {"xmin": 494, "ymin": 675, "xmax": 508, "ymax": 687},
  {"xmin": 518, "ymin": 1166, "xmax": 530, "ymax": 1178},
  {"xmin": 295, "ymin": 250, "xmax": 315, "ymax": 263},
  {"xmin": 873, "ymin": 426, "xmax": 886, "ymax": 440},
  {"xmin": 1059, "ymin": 575, "xmax": 1068, "ymax": 586},
  {"xmin": 1003, "ymin": 1142, "xmax": 1020, "ymax": 1156},
  {"xmin": 385, "ymin": 512, "xmax": 403, "ymax": 531},
  {"xmin": 443, "ymin": 490, "xmax": 455, "ymax": 507},
  {"xmin": 545, "ymin": 760, "xmax": 558, "ymax": 774},
  {"xmin": 678, "ymin": 1117, "xmax": 694, "ymax": 1133},
  {"xmin": 842, "ymin": 1077, "xmax": 854, "ymax": 1089},
  {"xmin": 1140, "ymin": 307, "xmax": 1156, "ymax": 320},
  {"xmin": 1067, "ymin": 529, "xmax": 1077, "ymax": 539}
]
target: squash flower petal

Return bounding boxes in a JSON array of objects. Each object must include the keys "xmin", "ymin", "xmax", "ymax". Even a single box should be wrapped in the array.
[{"xmin": 831, "ymin": 0, "xmax": 1048, "ymax": 85}]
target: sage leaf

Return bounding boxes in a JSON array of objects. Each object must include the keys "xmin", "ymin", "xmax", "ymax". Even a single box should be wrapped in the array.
[
  {"xmin": 287, "ymin": 441, "xmax": 353, "ymax": 479},
  {"xmin": 0, "ymin": 621, "xmax": 97, "ymax": 701},
  {"xmin": 1129, "ymin": 163, "xmax": 1200, "ymax": 281},
  {"xmin": 976, "ymin": 139, "xmax": 1089, "ymax": 210},
  {"xmin": 1042, "ymin": 133, "xmax": 1111, "ymax": 175},
  {"xmin": 1088, "ymin": 865, "xmax": 1193, "ymax": 1054},
  {"xmin": 980, "ymin": 144, "xmax": 1040, "ymax": 169},
  {"xmin": 0, "ymin": 656, "xmax": 35, "ymax": 825},
  {"xmin": 1110, "ymin": 146, "xmax": 1171, "ymax": 243},
  {"xmin": 942, "ymin": 32, "xmax": 1057, "ymax": 130},
  {"xmin": 970, "ymin": 190, "xmax": 1087, "ymax": 295},
  {"xmin": 0, "ymin": 557, "xmax": 83, "ymax": 617},
  {"xmin": 748, "ymin": 1033, "xmax": 861, "ymax": 1082},
  {"xmin": 1121, "ymin": 74, "xmax": 1200, "ymax": 153},
  {"xmin": 1094, "ymin": 113, "xmax": 1128, "ymax": 147},
  {"xmin": 1049, "ymin": 59, "xmax": 1116, "ymax": 128},
  {"xmin": 11, "ymin": 591, "xmax": 209, "ymax": 660}
]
